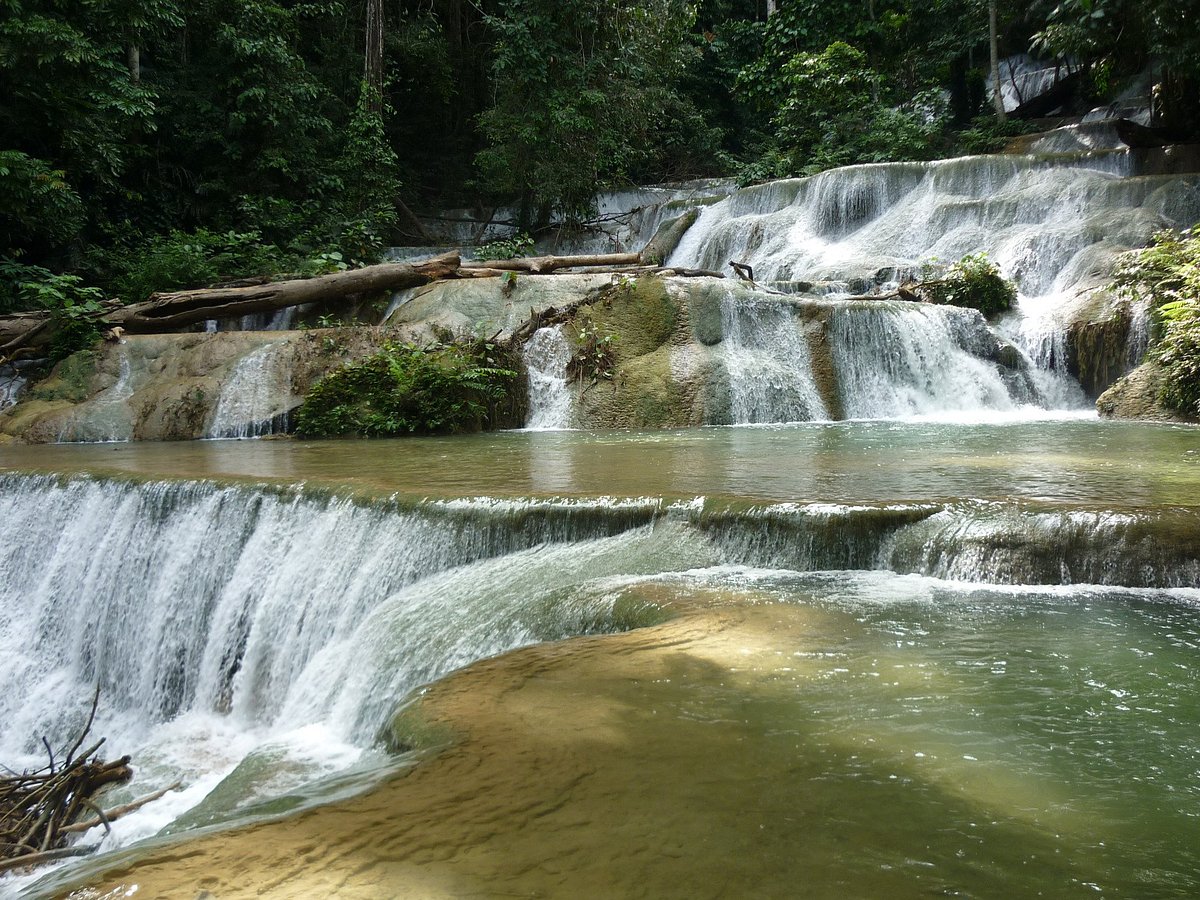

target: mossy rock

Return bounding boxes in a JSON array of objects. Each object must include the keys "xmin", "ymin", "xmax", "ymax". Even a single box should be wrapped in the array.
[
  {"xmin": 0, "ymin": 398, "xmax": 75, "ymax": 441},
  {"xmin": 686, "ymin": 279, "xmax": 730, "ymax": 346},
  {"xmin": 29, "ymin": 350, "xmax": 100, "ymax": 403},
  {"xmin": 580, "ymin": 345, "xmax": 705, "ymax": 428},
  {"xmin": 578, "ymin": 275, "xmax": 681, "ymax": 361},
  {"xmin": 1096, "ymin": 360, "xmax": 1195, "ymax": 422},
  {"xmin": 1066, "ymin": 309, "xmax": 1134, "ymax": 398}
]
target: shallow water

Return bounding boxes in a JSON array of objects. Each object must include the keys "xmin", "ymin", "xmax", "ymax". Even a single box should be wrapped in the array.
[
  {"xmin": 2, "ymin": 417, "xmax": 1197, "ymax": 508},
  {"xmin": 0, "ymin": 421, "xmax": 1197, "ymax": 898}
]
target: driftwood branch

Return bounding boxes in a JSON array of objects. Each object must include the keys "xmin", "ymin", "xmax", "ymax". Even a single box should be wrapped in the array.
[
  {"xmin": 729, "ymin": 260, "xmax": 755, "ymax": 283},
  {"xmin": 59, "ymin": 782, "xmax": 183, "ymax": 835},
  {"xmin": 0, "ymin": 692, "xmax": 156, "ymax": 875}
]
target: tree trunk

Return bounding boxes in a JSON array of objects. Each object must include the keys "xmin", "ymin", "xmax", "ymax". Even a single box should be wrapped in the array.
[
  {"xmin": 464, "ymin": 253, "xmax": 641, "ymax": 274},
  {"xmin": 364, "ymin": 0, "xmax": 384, "ymax": 113},
  {"xmin": 0, "ymin": 255, "xmax": 461, "ymax": 357},
  {"xmin": 127, "ymin": 43, "xmax": 140, "ymax": 84},
  {"xmin": 989, "ymin": 0, "xmax": 1007, "ymax": 120}
]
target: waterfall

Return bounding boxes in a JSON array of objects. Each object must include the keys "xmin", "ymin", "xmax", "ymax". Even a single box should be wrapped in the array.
[
  {"xmin": 56, "ymin": 344, "xmax": 137, "ymax": 442},
  {"xmin": 522, "ymin": 325, "xmax": 575, "ymax": 429},
  {"xmin": 207, "ymin": 343, "xmax": 292, "ymax": 439},
  {"xmin": 718, "ymin": 289, "xmax": 828, "ymax": 423},
  {"xmin": 0, "ymin": 475, "xmax": 685, "ymax": 843},
  {"xmin": 668, "ymin": 152, "xmax": 1200, "ymax": 410},
  {"xmin": 828, "ymin": 301, "xmax": 1035, "ymax": 418}
]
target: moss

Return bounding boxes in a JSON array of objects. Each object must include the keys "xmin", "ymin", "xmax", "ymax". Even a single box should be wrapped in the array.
[
  {"xmin": 804, "ymin": 314, "xmax": 843, "ymax": 420},
  {"xmin": 576, "ymin": 275, "xmax": 680, "ymax": 361},
  {"xmin": 641, "ymin": 209, "xmax": 698, "ymax": 266},
  {"xmin": 29, "ymin": 349, "xmax": 98, "ymax": 403},
  {"xmin": 579, "ymin": 345, "xmax": 693, "ymax": 428},
  {"xmin": 1066, "ymin": 309, "xmax": 1132, "ymax": 398},
  {"xmin": 686, "ymin": 280, "xmax": 728, "ymax": 346}
]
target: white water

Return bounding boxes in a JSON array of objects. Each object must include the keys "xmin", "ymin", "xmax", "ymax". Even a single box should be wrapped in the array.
[
  {"xmin": 668, "ymin": 151, "xmax": 1200, "ymax": 417},
  {"xmin": 827, "ymin": 301, "xmax": 1035, "ymax": 418},
  {"xmin": 0, "ymin": 476, "xmax": 698, "ymax": 865},
  {"xmin": 523, "ymin": 325, "xmax": 575, "ymax": 429},
  {"xmin": 207, "ymin": 343, "xmax": 291, "ymax": 439},
  {"xmin": 718, "ymin": 289, "xmax": 828, "ymax": 423}
]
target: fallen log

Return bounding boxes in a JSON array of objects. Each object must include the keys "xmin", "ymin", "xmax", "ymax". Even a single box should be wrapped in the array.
[
  {"xmin": 116, "ymin": 252, "xmax": 462, "ymax": 331},
  {"xmin": 0, "ymin": 254, "xmax": 462, "ymax": 360},
  {"xmin": 463, "ymin": 252, "xmax": 641, "ymax": 274}
]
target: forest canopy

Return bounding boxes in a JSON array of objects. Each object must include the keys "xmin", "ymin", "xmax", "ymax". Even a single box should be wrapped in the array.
[{"xmin": 1, "ymin": 0, "xmax": 1197, "ymax": 317}]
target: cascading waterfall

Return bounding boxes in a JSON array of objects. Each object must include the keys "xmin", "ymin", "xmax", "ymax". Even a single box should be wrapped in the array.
[
  {"xmin": 669, "ymin": 150, "xmax": 1200, "ymax": 415},
  {"xmin": 827, "ymin": 301, "xmax": 1036, "ymax": 417},
  {"xmin": 522, "ymin": 325, "xmax": 575, "ymax": 429},
  {"xmin": 0, "ymin": 475, "xmax": 688, "ymax": 849},
  {"xmin": 207, "ymin": 343, "xmax": 292, "ymax": 439},
  {"xmin": 718, "ymin": 289, "xmax": 828, "ymax": 423}
]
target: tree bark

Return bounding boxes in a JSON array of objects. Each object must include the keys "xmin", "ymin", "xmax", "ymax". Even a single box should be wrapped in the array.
[
  {"xmin": 989, "ymin": 1, "xmax": 1006, "ymax": 120},
  {"xmin": 463, "ymin": 252, "xmax": 641, "ymax": 274},
  {"xmin": 0, "ymin": 255, "xmax": 461, "ymax": 357}
]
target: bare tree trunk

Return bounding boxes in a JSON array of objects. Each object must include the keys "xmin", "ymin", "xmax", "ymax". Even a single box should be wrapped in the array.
[
  {"xmin": 989, "ymin": 0, "xmax": 1007, "ymax": 120},
  {"xmin": 364, "ymin": 0, "xmax": 384, "ymax": 112},
  {"xmin": 126, "ymin": 42, "xmax": 140, "ymax": 84},
  {"xmin": 766, "ymin": 0, "xmax": 778, "ymax": 16}
]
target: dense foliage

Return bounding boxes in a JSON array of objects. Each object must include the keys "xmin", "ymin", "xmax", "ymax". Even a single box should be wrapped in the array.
[
  {"xmin": 294, "ymin": 340, "xmax": 519, "ymax": 437},
  {"xmin": 1, "ymin": 0, "xmax": 1197, "ymax": 314},
  {"xmin": 922, "ymin": 253, "xmax": 1017, "ymax": 319},
  {"xmin": 1115, "ymin": 230, "xmax": 1200, "ymax": 417}
]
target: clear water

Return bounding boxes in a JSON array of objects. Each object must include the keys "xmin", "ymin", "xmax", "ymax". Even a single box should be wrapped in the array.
[{"xmin": 0, "ymin": 421, "xmax": 1196, "ymax": 898}]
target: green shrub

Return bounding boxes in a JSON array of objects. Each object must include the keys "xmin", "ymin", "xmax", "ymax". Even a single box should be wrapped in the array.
[
  {"xmin": 295, "ymin": 340, "xmax": 519, "ymax": 437},
  {"xmin": 0, "ymin": 259, "xmax": 105, "ymax": 359},
  {"xmin": 100, "ymin": 229, "xmax": 296, "ymax": 303},
  {"xmin": 1116, "ymin": 229, "xmax": 1200, "ymax": 417},
  {"xmin": 476, "ymin": 232, "xmax": 534, "ymax": 260},
  {"xmin": 921, "ymin": 253, "xmax": 1017, "ymax": 319}
]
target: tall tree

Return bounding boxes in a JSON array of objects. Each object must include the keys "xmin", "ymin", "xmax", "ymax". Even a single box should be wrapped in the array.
[{"xmin": 988, "ymin": 0, "xmax": 1006, "ymax": 119}]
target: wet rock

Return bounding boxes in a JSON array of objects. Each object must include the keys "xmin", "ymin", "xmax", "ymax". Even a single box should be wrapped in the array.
[{"xmin": 1097, "ymin": 360, "xmax": 1195, "ymax": 422}]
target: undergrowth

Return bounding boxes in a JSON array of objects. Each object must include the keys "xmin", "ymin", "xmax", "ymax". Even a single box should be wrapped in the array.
[{"xmin": 294, "ymin": 340, "xmax": 520, "ymax": 437}]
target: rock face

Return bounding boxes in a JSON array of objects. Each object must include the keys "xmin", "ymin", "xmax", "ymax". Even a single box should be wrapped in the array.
[
  {"xmin": 0, "ymin": 329, "xmax": 402, "ymax": 443},
  {"xmin": 392, "ymin": 273, "xmax": 1046, "ymax": 429},
  {"xmin": 1097, "ymin": 360, "xmax": 1197, "ymax": 423}
]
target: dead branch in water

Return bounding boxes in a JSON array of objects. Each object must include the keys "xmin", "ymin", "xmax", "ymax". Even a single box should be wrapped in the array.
[{"xmin": 0, "ymin": 687, "xmax": 178, "ymax": 875}]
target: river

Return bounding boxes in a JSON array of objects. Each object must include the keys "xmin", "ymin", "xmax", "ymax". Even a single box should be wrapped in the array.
[{"xmin": 1, "ymin": 419, "xmax": 1197, "ymax": 897}]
